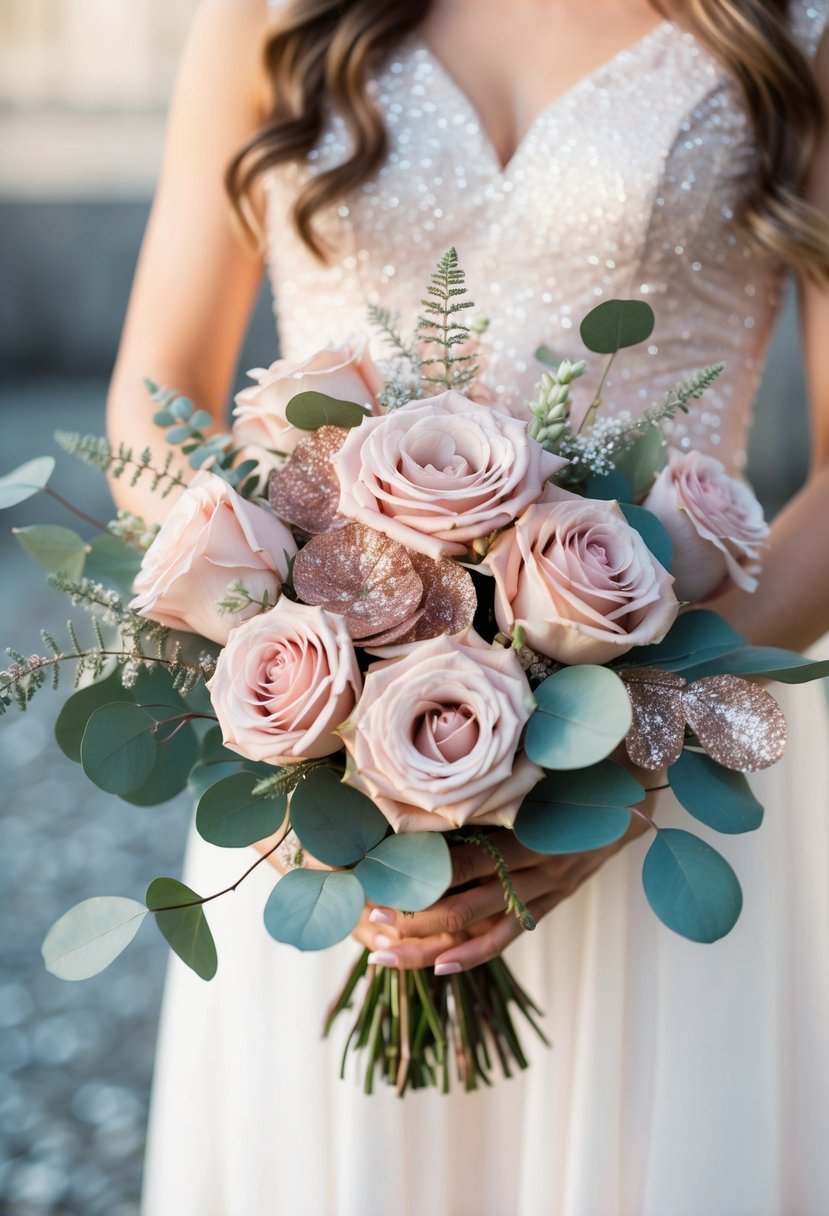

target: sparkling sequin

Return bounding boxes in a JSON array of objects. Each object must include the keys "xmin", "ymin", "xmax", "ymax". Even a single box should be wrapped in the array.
[{"xmin": 263, "ymin": 1, "xmax": 828, "ymax": 474}]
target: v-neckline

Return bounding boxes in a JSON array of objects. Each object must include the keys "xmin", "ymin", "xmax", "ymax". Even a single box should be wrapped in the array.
[{"xmin": 408, "ymin": 20, "xmax": 674, "ymax": 177}]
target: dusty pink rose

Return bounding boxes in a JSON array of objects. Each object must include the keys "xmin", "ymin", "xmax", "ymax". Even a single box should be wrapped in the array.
[
  {"xmin": 331, "ymin": 390, "xmax": 567, "ymax": 560},
  {"xmin": 339, "ymin": 629, "xmax": 542, "ymax": 832},
  {"xmin": 206, "ymin": 599, "xmax": 361, "ymax": 765},
  {"xmin": 643, "ymin": 449, "xmax": 769, "ymax": 600},
  {"xmin": 232, "ymin": 336, "xmax": 383, "ymax": 472},
  {"xmin": 486, "ymin": 485, "xmax": 679, "ymax": 665},
  {"xmin": 129, "ymin": 472, "xmax": 297, "ymax": 645}
]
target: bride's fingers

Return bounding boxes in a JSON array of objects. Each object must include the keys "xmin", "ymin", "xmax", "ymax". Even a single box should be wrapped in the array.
[
  {"xmin": 367, "ymin": 866, "xmax": 555, "ymax": 941},
  {"xmin": 367, "ymin": 931, "xmax": 462, "ymax": 970},
  {"xmin": 431, "ymin": 888, "xmax": 563, "ymax": 974}
]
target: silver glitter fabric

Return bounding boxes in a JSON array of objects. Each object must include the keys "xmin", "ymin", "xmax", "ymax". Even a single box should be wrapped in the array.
[{"xmin": 263, "ymin": 2, "xmax": 828, "ymax": 474}]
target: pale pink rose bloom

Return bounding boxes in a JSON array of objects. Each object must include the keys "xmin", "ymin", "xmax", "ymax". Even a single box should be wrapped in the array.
[
  {"xmin": 331, "ymin": 390, "xmax": 567, "ymax": 560},
  {"xmin": 206, "ymin": 599, "xmax": 361, "ymax": 765},
  {"xmin": 339, "ymin": 629, "xmax": 543, "ymax": 833},
  {"xmin": 643, "ymin": 449, "xmax": 769, "ymax": 601},
  {"xmin": 486, "ymin": 485, "xmax": 679, "ymax": 665},
  {"xmin": 129, "ymin": 471, "xmax": 296, "ymax": 645},
  {"xmin": 232, "ymin": 335, "xmax": 383, "ymax": 472}
]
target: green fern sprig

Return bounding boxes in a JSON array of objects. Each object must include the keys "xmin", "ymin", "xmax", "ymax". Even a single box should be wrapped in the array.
[
  {"xmin": 54, "ymin": 432, "xmax": 188, "ymax": 498},
  {"xmin": 416, "ymin": 247, "xmax": 478, "ymax": 391},
  {"xmin": 367, "ymin": 305, "xmax": 419, "ymax": 364}
]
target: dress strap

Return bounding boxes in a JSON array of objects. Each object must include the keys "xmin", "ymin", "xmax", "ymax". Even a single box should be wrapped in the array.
[{"xmin": 788, "ymin": 0, "xmax": 829, "ymax": 59}]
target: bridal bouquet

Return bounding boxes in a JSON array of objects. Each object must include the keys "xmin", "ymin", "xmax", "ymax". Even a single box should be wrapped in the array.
[{"xmin": 3, "ymin": 250, "xmax": 827, "ymax": 1095}]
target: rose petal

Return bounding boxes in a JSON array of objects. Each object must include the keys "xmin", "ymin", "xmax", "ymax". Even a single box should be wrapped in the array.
[
  {"xmin": 268, "ymin": 425, "xmax": 348, "ymax": 533},
  {"xmin": 621, "ymin": 667, "xmax": 687, "ymax": 771},
  {"xmin": 292, "ymin": 522, "xmax": 423, "ymax": 639},
  {"xmin": 682, "ymin": 674, "xmax": 787, "ymax": 771}
]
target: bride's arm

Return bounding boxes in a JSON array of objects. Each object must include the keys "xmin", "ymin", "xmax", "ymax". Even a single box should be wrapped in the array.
[
  {"xmin": 368, "ymin": 31, "xmax": 829, "ymax": 975},
  {"xmin": 106, "ymin": 0, "xmax": 272, "ymax": 525}
]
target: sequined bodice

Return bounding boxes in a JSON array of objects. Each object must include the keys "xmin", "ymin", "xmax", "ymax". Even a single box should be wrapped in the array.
[{"xmin": 263, "ymin": 3, "xmax": 827, "ymax": 472}]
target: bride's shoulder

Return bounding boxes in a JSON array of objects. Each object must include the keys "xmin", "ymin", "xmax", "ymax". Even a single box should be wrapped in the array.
[{"xmin": 179, "ymin": 0, "xmax": 275, "ymax": 118}]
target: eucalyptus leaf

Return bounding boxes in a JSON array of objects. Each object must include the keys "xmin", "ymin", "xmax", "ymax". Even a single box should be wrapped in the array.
[
  {"xmin": 642, "ymin": 828, "xmax": 743, "ymax": 943},
  {"xmin": 669, "ymin": 750, "xmax": 763, "ymax": 834},
  {"xmin": 84, "ymin": 533, "xmax": 143, "ymax": 593},
  {"xmin": 196, "ymin": 771, "xmax": 286, "ymax": 848},
  {"xmin": 121, "ymin": 721, "xmax": 199, "ymax": 807},
  {"xmin": 285, "ymin": 391, "xmax": 370, "ymax": 431},
  {"xmin": 187, "ymin": 759, "xmax": 246, "ymax": 800},
  {"xmin": 354, "ymin": 832, "xmax": 452, "ymax": 911},
  {"xmin": 146, "ymin": 878, "xmax": 218, "ymax": 980},
  {"xmin": 619, "ymin": 503, "xmax": 673, "ymax": 572},
  {"xmin": 290, "ymin": 768, "xmax": 388, "ymax": 866},
  {"xmin": 0, "ymin": 455, "xmax": 55, "ymax": 509},
  {"xmin": 583, "ymin": 468, "xmax": 632, "ymax": 502},
  {"xmin": 613, "ymin": 427, "xmax": 666, "ymax": 498},
  {"xmin": 263, "ymin": 869, "xmax": 364, "ymax": 951},
  {"xmin": 80, "ymin": 702, "xmax": 157, "ymax": 795},
  {"xmin": 526, "ymin": 666, "xmax": 632, "ymax": 770},
  {"xmin": 621, "ymin": 610, "xmax": 746, "ymax": 672},
  {"xmin": 534, "ymin": 344, "xmax": 562, "ymax": 369},
  {"xmin": 579, "ymin": 299, "xmax": 655, "ymax": 355},
  {"xmin": 55, "ymin": 670, "xmax": 125, "ymax": 761},
  {"xmin": 514, "ymin": 765, "xmax": 637, "ymax": 853},
  {"xmin": 13, "ymin": 524, "xmax": 88, "ymax": 579},
  {"xmin": 678, "ymin": 645, "xmax": 829, "ymax": 684},
  {"xmin": 42, "ymin": 896, "xmax": 147, "ymax": 981}
]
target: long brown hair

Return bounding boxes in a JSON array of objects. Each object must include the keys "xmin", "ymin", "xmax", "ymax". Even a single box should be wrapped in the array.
[{"xmin": 226, "ymin": 0, "xmax": 829, "ymax": 279}]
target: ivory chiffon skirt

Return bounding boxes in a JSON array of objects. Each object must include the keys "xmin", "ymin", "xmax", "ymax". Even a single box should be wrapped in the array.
[{"xmin": 142, "ymin": 655, "xmax": 829, "ymax": 1216}]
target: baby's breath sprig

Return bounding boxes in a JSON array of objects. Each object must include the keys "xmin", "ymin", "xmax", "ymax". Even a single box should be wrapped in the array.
[{"xmin": 215, "ymin": 579, "xmax": 273, "ymax": 618}]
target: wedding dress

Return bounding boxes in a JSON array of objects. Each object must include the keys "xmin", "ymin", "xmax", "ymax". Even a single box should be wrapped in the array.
[{"xmin": 142, "ymin": 5, "xmax": 829, "ymax": 1214}]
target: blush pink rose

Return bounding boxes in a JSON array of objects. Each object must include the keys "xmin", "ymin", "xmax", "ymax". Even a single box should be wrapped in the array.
[
  {"xmin": 339, "ymin": 629, "xmax": 542, "ymax": 833},
  {"xmin": 129, "ymin": 471, "xmax": 296, "ymax": 645},
  {"xmin": 486, "ymin": 485, "xmax": 679, "ymax": 665},
  {"xmin": 232, "ymin": 336, "xmax": 383, "ymax": 472},
  {"xmin": 331, "ymin": 390, "xmax": 567, "ymax": 560},
  {"xmin": 642, "ymin": 449, "xmax": 769, "ymax": 601},
  {"xmin": 206, "ymin": 598, "xmax": 361, "ymax": 765}
]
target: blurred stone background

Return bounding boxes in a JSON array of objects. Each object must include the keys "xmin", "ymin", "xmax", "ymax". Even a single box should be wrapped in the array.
[{"xmin": 0, "ymin": 2, "xmax": 816, "ymax": 1214}]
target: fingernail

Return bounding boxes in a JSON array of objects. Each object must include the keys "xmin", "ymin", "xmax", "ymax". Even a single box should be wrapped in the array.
[
  {"xmin": 374, "ymin": 934, "xmax": 394, "ymax": 949},
  {"xmin": 434, "ymin": 962, "xmax": 462, "ymax": 976},
  {"xmin": 368, "ymin": 951, "xmax": 399, "ymax": 967},
  {"xmin": 369, "ymin": 907, "xmax": 395, "ymax": 925}
]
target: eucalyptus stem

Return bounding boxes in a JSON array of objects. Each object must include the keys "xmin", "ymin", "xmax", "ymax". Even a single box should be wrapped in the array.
[{"xmin": 43, "ymin": 486, "xmax": 109, "ymax": 533}]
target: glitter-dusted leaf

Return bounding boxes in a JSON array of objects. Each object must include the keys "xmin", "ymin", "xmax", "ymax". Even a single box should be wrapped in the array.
[
  {"xmin": 292, "ymin": 522, "xmax": 423, "ymax": 639},
  {"xmin": 622, "ymin": 667, "xmax": 687, "ymax": 771},
  {"xmin": 681, "ymin": 675, "xmax": 787, "ymax": 772},
  {"xmin": 268, "ymin": 425, "xmax": 347, "ymax": 533},
  {"xmin": 364, "ymin": 554, "xmax": 478, "ymax": 649}
]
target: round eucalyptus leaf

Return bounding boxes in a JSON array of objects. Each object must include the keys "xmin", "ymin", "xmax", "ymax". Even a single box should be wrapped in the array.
[
  {"xmin": 121, "ymin": 721, "xmax": 200, "ymax": 807},
  {"xmin": 187, "ymin": 759, "xmax": 245, "ymax": 800},
  {"xmin": 619, "ymin": 503, "xmax": 673, "ymax": 572},
  {"xmin": 579, "ymin": 299, "xmax": 655, "ymax": 354},
  {"xmin": 526, "ymin": 666, "xmax": 632, "ymax": 770},
  {"xmin": 621, "ymin": 609, "xmax": 746, "ymax": 672},
  {"xmin": 196, "ymin": 771, "xmax": 286, "ymax": 848},
  {"xmin": 80, "ymin": 702, "xmax": 157, "ymax": 795},
  {"xmin": 583, "ymin": 468, "xmax": 632, "ymax": 502},
  {"xmin": 515, "ymin": 782, "xmax": 632, "ymax": 853},
  {"xmin": 42, "ymin": 896, "xmax": 147, "ymax": 981},
  {"xmin": 13, "ymin": 524, "xmax": 88, "ymax": 579},
  {"xmin": 84, "ymin": 533, "xmax": 143, "ymax": 593},
  {"xmin": 285, "ymin": 391, "xmax": 370, "ymax": 431},
  {"xmin": 263, "ymin": 869, "xmax": 364, "ymax": 951},
  {"xmin": 613, "ymin": 426, "xmax": 666, "ymax": 499},
  {"xmin": 669, "ymin": 750, "xmax": 763, "ymax": 834},
  {"xmin": 290, "ymin": 768, "xmax": 388, "ymax": 866},
  {"xmin": 354, "ymin": 832, "xmax": 452, "ymax": 911},
  {"xmin": 146, "ymin": 878, "xmax": 218, "ymax": 980},
  {"xmin": 0, "ymin": 455, "xmax": 55, "ymax": 509},
  {"xmin": 642, "ymin": 828, "xmax": 743, "ymax": 943},
  {"xmin": 54, "ymin": 670, "xmax": 125, "ymax": 762}
]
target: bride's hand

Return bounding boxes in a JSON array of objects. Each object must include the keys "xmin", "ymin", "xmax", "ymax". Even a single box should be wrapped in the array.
[{"xmin": 363, "ymin": 777, "xmax": 662, "ymax": 974}]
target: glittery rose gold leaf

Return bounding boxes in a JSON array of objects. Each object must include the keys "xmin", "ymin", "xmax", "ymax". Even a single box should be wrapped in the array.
[
  {"xmin": 292, "ymin": 522, "xmax": 423, "ymax": 639},
  {"xmin": 621, "ymin": 667, "xmax": 687, "ymax": 771},
  {"xmin": 268, "ymin": 425, "xmax": 347, "ymax": 533},
  {"xmin": 682, "ymin": 675, "xmax": 787, "ymax": 772},
  {"xmin": 399, "ymin": 553, "xmax": 477, "ymax": 643}
]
